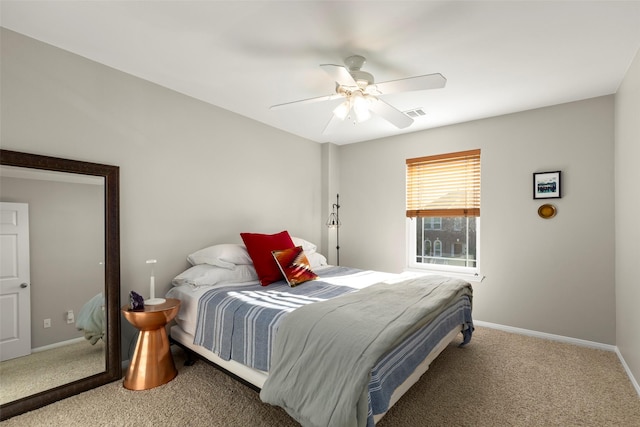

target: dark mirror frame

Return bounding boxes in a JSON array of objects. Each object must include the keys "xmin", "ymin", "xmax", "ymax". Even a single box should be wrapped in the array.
[{"xmin": 0, "ymin": 149, "xmax": 121, "ymax": 420}]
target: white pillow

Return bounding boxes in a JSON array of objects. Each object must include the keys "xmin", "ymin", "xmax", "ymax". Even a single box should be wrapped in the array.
[
  {"xmin": 307, "ymin": 252, "xmax": 327, "ymax": 268},
  {"xmin": 172, "ymin": 264, "xmax": 258, "ymax": 287},
  {"xmin": 187, "ymin": 243, "xmax": 252, "ymax": 269},
  {"xmin": 291, "ymin": 237, "xmax": 317, "ymax": 255}
]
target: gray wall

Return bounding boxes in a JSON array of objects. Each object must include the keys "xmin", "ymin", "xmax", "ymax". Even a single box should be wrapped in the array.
[
  {"xmin": 1, "ymin": 176, "xmax": 104, "ymax": 348},
  {"xmin": 615, "ymin": 48, "xmax": 640, "ymax": 388},
  {"xmin": 321, "ymin": 143, "xmax": 340, "ymax": 265},
  {"xmin": 1, "ymin": 28, "xmax": 323, "ymax": 358},
  {"xmin": 338, "ymin": 96, "xmax": 616, "ymax": 346}
]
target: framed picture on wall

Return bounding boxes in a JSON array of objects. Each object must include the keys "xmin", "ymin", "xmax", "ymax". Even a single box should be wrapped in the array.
[{"xmin": 533, "ymin": 171, "xmax": 561, "ymax": 199}]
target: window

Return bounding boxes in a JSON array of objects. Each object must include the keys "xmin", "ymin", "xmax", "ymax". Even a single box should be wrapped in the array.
[
  {"xmin": 406, "ymin": 149, "xmax": 480, "ymax": 276},
  {"xmin": 433, "ymin": 238, "xmax": 442, "ymax": 257},
  {"xmin": 423, "ymin": 217, "xmax": 442, "ymax": 230},
  {"xmin": 413, "ymin": 217, "xmax": 477, "ymax": 268}
]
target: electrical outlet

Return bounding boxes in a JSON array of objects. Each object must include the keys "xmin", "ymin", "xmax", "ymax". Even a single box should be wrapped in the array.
[
  {"xmin": 66, "ymin": 310, "xmax": 74, "ymax": 324},
  {"xmin": 44, "ymin": 318, "xmax": 51, "ymax": 328}
]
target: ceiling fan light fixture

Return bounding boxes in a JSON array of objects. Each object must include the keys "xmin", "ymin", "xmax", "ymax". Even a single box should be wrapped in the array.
[
  {"xmin": 352, "ymin": 92, "xmax": 371, "ymax": 122},
  {"xmin": 333, "ymin": 99, "xmax": 351, "ymax": 120}
]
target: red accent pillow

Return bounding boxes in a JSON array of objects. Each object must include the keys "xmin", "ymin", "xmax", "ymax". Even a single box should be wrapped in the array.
[
  {"xmin": 240, "ymin": 231, "xmax": 295, "ymax": 286},
  {"xmin": 272, "ymin": 246, "xmax": 318, "ymax": 287}
]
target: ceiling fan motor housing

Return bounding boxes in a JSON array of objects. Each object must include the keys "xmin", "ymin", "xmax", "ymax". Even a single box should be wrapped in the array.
[
  {"xmin": 345, "ymin": 55, "xmax": 374, "ymax": 87},
  {"xmin": 350, "ymin": 70, "xmax": 374, "ymax": 87}
]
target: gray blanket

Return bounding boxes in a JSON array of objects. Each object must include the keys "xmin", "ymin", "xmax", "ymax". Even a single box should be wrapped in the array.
[
  {"xmin": 75, "ymin": 293, "xmax": 104, "ymax": 345},
  {"xmin": 260, "ymin": 275, "xmax": 473, "ymax": 427}
]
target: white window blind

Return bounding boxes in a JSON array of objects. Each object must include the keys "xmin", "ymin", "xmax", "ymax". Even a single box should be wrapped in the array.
[{"xmin": 406, "ymin": 149, "xmax": 481, "ymax": 218}]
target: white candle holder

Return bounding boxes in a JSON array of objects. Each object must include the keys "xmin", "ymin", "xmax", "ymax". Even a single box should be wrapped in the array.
[{"xmin": 145, "ymin": 259, "xmax": 165, "ymax": 305}]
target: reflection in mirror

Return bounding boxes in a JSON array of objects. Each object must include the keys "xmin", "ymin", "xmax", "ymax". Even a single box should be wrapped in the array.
[
  {"xmin": 0, "ymin": 166, "xmax": 105, "ymax": 402},
  {"xmin": 0, "ymin": 150, "xmax": 120, "ymax": 420}
]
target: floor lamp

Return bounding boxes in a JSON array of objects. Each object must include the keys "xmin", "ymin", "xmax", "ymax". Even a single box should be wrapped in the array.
[{"xmin": 326, "ymin": 193, "xmax": 341, "ymax": 265}]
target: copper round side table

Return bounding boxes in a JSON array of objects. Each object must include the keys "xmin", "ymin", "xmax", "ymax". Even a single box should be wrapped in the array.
[{"xmin": 122, "ymin": 298, "xmax": 181, "ymax": 390}]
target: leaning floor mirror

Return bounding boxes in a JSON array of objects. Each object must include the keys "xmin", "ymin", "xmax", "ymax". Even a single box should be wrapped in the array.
[{"xmin": 0, "ymin": 149, "xmax": 121, "ymax": 420}]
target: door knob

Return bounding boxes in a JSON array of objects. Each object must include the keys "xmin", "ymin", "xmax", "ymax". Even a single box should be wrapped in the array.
[{"xmin": 20, "ymin": 283, "xmax": 28, "ymax": 288}]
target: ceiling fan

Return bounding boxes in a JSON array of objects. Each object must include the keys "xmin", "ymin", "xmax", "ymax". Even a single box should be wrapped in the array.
[{"xmin": 270, "ymin": 55, "xmax": 446, "ymax": 133}]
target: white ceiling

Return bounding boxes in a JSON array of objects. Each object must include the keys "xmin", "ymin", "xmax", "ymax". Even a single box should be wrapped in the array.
[{"xmin": 2, "ymin": 1, "xmax": 639, "ymax": 145}]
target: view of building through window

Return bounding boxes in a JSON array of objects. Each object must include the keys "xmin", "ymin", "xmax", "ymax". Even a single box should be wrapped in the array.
[{"xmin": 415, "ymin": 217, "xmax": 477, "ymax": 268}]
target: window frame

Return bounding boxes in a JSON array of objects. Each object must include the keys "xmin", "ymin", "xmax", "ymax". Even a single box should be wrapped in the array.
[
  {"xmin": 406, "ymin": 217, "xmax": 481, "ymax": 280},
  {"xmin": 405, "ymin": 149, "xmax": 483, "ymax": 281}
]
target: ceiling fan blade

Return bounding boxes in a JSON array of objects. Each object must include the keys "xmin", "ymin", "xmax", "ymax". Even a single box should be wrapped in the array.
[
  {"xmin": 369, "ymin": 99, "xmax": 414, "ymax": 129},
  {"xmin": 270, "ymin": 93, "xmax": 342, "ymax": 110},
  {"xmin": 321, "ymin": 113, "xmax": 343, "ymax": 135},
  {"xmin": 320, "ymin": 64, "xmax": 358, "ymax": 87},
  {"xmin": 375, "ymin": 73, "xmax": 446, "ymax": 95}
]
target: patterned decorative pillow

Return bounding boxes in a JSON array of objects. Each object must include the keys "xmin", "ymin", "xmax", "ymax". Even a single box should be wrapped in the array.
[{"xmin": 271, "ymin": 246, "xmax": 318, "ymax": 287}]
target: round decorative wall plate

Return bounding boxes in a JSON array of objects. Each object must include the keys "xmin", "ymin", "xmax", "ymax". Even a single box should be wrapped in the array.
[{"xmin": 538, "ymin": 204, "xmax": 557, "ymax": 219}]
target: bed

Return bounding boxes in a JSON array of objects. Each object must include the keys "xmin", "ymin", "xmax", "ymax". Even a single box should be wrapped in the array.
[
  {"xmin": 166, "ymin": 232, "xmax": 473, "ymax": 427},
  {"xmin": 75, "ymin": 292, "xmax": 105, "ymax": 345}
]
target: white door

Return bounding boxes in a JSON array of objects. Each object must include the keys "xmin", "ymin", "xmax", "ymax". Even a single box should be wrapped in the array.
[{"xmin": 0, "ymin": 202, "xmax": 31, "ymax": 361}]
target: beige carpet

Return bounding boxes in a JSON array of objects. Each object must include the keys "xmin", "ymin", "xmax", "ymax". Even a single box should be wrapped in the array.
[
  {"xmin": 2, "ymin": 326, "xmax": 639, "ymax": 426},
  {"xmin": 0, "ymin": 340, "xmax": 105, "ymax": 404}
]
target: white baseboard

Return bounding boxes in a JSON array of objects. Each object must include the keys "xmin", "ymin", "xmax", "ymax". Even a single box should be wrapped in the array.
[
  {"xmin": 474, "ymin": 320, "xmax": 640, "ymax": 397},
  {"xmin": 32, "ymin": 336, "xmax": 85, "ymax": 353},
  {"xmin": 473, "ymin": 320, "xmax": 616, "ymax": 351},
  {"xmin": 615, "ymin": 347, "xmax": 640, "ymax": 398}
]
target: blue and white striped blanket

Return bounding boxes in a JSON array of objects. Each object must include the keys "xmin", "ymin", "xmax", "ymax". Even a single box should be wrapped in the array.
[
  {"xmin": 367, "ymin": 296, "xmax": 472, "ymax": 423},
  {"xmin": 194, "ymin": 266, "xmax": 362, "ymax": 371}
]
